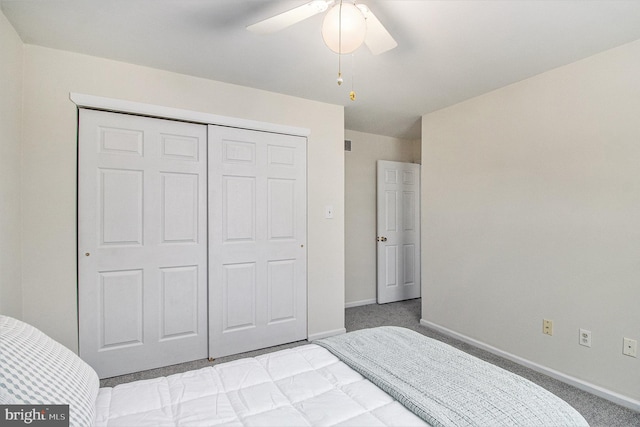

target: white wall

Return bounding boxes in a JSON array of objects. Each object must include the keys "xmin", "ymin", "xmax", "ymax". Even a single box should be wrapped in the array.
[
  {"xmin": 0, "ymin": 11, "xmax": 23, "ymax": 318},
  {"xmin": 421, "ymin": 39, "xmax": 640, "ymax": 403},
  {"xmin": 345, "ymin": 129, "xmax": 420, "ymax": 306},
  {"xmin": 20, "ymin": 44, "xmax": 345, "ymax": 351}
]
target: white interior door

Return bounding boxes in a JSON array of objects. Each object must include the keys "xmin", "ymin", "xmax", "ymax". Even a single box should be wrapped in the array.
[
  {"xmin": 78, "ymin": 109, "xmax": 208, "ymax": 378},
  {"xmin": 208, "ymin": 125, "xmax": 307, "ymax": 358},
  {"xmin": 377, "ymin": 160, "xmax": 421, "ymax": 304}
]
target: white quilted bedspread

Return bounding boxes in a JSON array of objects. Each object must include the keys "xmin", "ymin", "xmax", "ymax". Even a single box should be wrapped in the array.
[{"xmin": 93, "ymin": 344, "xmax": 429, "ymax": 426}]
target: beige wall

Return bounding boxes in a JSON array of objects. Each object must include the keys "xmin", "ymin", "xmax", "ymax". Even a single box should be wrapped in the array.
[
  {"xmin": 20, "ymin": 44, "xmax": 345, "ymax": 351},
  {"xmin": 422, "ymin": 39, "xmax": 640, "ymax": 403},
  {"xmin": 344, "ymin": 129, "xmax": 420, "ymax": 305},
  {"xmin": 0, "ymin": 11, "xmax": 23, "ymax": 318}
]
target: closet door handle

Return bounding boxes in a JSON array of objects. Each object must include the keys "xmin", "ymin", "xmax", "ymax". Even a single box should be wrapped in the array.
[{"xmin": 377, "ymin": 236, "xmax": 387, "ymax": 242}]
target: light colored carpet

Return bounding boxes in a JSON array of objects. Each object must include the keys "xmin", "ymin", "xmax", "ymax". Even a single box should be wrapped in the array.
[{"xmin": 101, "ymin": 298, "xmax": 639, "ymax": 427}]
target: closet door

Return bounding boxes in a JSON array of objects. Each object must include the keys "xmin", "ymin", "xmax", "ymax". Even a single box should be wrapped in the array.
[
  {"xmin": 78, "ymin": 109, "xmax": 208, "ymax": 378},
  {"xmin": 209, "ymin": 125, "xmax": 307, "ymax": 358}
]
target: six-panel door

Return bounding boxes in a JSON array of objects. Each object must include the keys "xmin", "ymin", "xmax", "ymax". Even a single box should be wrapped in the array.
[
  {"xmin": 78, "ymin": 109, "xmax": 208, "ymax": 378},
  {"xmin": 208, "ymin": 125, "xmax": 307, "ymax": 358},
  {"xmin": 377, "ymin": 160, "xmax": 421, "ymax": 304}
]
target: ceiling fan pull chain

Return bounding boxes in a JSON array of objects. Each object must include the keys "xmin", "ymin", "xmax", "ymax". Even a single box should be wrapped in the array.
[
  {"xmin": 337, "ymin": 54, "xmax": 342, "ymax": 85},
  {"xmin": 336, "ymin": 0, "xmax": 343, "ymax": 86},
  {"xmin": 350, "ymin": 53, "xmax": 356, "ymax": 101}
]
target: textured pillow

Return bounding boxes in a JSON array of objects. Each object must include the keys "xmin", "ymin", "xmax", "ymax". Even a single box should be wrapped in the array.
[{"xmin": 0, "ymin": 315, "xmax": 100, "ymax": 427}]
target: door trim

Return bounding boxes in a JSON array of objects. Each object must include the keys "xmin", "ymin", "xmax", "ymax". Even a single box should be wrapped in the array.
[{"xmin": 69, "ymin": 93, "xmax": 311, "ymax": 137}]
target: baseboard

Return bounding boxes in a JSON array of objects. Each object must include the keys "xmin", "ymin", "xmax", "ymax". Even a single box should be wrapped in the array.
[
  {"xmin": 307, "ymin": 328, "xmax": 346, "ymax": 342},
  {"xmin": 345, "ymin": 298, "xmax": 376, "ymax": 308},
  {"xmin": 420, "ymin": 319, "xmax": 640, "ymax": 412}
]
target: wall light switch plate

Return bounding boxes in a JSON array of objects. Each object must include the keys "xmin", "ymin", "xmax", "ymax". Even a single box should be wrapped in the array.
[
  {"xmin": 543, "ymin": 319, "xmax": 553, "ymax": 336},
  {"xmin": 324, "ymin": 205, "xmax": 334, "ymax": 219},
  {"xmin": 623, "ymin": 338, "xmax": 637, "ymax": 358}
]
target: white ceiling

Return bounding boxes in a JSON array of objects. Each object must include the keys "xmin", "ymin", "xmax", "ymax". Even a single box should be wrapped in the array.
[{"xmin": 3, "ymin": 0, "xmax": 640, "ymax": 139}]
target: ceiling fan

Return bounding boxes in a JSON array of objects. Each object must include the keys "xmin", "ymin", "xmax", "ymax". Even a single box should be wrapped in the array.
[{"xmin": 247, "ymin": 0, "xmax": 398, "ymax": 56}]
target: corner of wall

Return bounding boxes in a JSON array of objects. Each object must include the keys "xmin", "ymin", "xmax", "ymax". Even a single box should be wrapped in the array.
[{"xmin": 0, "ymin": 8, "xmax": 24, "ymax": 319}]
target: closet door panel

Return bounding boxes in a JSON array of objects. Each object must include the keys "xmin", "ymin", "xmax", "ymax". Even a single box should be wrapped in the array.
[
  {"xmin": 222, "ymin": 176, "xmax": 256, "ymax": 242},
  {"xmin": 99, "ymin": 168, "xmax": 144, "ymax": 246},
  {"xmin": 78, "ymin": 109, "xmax": 207, "ymax": 378},
  {"xmin": 268, "ymin": 178, "xmax": 296, "ymax": 240},
  {"xmin": 161, "ymin": 172, "xmax": 199, "ymax": 243},
  {"xmin": 209, "ymin": 125, "xmax": 307, "ymax": 358}
]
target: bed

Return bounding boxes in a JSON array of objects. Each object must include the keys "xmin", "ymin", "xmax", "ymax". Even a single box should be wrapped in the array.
[{"xmin": 0, "ymin": 315, "xmax": 588, "ymax": 426}]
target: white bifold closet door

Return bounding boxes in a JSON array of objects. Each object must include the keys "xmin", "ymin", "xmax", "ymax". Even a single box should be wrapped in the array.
[
  {"xmin": 78, "ymin": 109, "xmax": 208, "ymax": 378},
  {"xmin": 208, "ymin": 125, "xmax": 307, "ymax": 358}
]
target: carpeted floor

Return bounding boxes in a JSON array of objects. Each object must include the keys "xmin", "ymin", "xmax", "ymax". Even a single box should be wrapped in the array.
[
  {"xmin": 344, "ymin": 299, "xmax": 639, "ymax": 427},
  {"xmin": 101, "ymin": 298, "xmax": 639, "ymax": 426}
]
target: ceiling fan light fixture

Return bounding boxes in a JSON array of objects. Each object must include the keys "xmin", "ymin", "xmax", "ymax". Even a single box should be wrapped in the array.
[{"xmin": 321, "ymin": 2, "xmax": 366, "ymax": 54}]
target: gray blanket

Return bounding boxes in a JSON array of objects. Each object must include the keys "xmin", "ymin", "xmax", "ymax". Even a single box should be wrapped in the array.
[{"xmin": 316, "ymin": 327, "xmax": 588, "ymax": 427}]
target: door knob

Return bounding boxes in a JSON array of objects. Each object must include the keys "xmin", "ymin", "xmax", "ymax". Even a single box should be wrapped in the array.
[{"xmin": 377, "ymin": 236, "xmax": 387, "ymax": 242}]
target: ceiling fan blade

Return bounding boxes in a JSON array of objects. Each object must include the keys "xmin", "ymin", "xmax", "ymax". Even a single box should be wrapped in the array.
[
  {"xmin": 358, "ymin": 5, "xmax": 397, "ymax": 55},
  {"xmin": 247, "ymin": 1, "xmax": 333, "ymax": 34}
]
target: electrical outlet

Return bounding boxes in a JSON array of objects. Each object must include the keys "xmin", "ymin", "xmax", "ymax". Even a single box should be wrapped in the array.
[
  {"xmin": 543, "ymin": 319, "xmax": 553, "ymax": 336},
  {"xmin": 623, "ymin": 338, "xmax": 637, "ymax": 358},
  {"xmin": 579, "ymin": 329, "xmax": 592, "ymax": 347}
]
